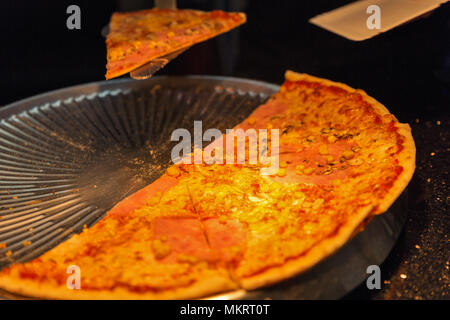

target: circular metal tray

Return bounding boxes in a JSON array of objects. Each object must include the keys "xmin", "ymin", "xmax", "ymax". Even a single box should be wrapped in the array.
[{"xmin": 0, "ymin": 76, "xmax": 407, "ymax": 299}]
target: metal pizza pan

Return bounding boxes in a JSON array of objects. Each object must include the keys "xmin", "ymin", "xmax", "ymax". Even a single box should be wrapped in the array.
[{"xmin": 0, "ymin": 76, "xmax": 407, "ymax": 299}]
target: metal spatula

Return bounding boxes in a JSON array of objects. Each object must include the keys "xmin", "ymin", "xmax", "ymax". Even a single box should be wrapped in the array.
[
  {"xmin": 309, "ymin": 0, "xmax": 447, "ymax": 41},
  {"xmin": 103, "ymin": 0, "xmax": 187, "ymax": 80},
  {"xmin": 128, "ymin": 48, "xmax": 188, "ymax": 79}
]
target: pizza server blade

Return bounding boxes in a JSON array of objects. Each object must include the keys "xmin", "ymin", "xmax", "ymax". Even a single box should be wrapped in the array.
[
  {"xmin": 129, "ymin": 47, "xmax": 189, "ymax": 80},
  {"xmin": 129, "ymin": 0, "xmax": 184, "ymax": 79}
]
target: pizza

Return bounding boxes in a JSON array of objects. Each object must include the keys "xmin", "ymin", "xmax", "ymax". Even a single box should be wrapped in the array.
[
  {"xmin": 105, "ymin": 9, "xmax": 246, "ymax": 79},
  {"xmin": 0, "ymin": 71, "xmax": 415, "ymax": 299}
]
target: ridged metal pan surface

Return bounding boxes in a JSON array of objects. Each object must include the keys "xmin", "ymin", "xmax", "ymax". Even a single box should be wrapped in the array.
[{"xmin": 0, "ymin": 76, "xmax": 406, "ymax": 299}]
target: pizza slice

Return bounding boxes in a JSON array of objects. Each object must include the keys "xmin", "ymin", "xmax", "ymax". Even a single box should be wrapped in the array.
[
  {"xmin": 0, "ymin": 172, "xmax": 237, "ymax": 299},
  {"xmin": 105, "ymin": 9, "xmax": 246, "ymax": 79}
]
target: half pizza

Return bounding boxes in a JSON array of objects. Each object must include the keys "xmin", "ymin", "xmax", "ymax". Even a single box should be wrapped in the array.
[{"xmin": 0, "ymin": 71, "xmax": 415, "ymax": 299}]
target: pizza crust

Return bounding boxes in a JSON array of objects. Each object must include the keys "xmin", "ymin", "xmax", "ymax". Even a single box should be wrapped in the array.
[{"xmin": 0, "ymin": 272, "xmax": 237, "ymax": 300}]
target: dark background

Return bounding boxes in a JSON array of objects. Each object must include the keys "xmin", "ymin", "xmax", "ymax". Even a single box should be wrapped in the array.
[
  {"xmin": 1, "ymin": 0, "xmax": 449, "ymax": 122},
  {"xmin": 0, "ymin": 0, "xmax": 448, "ymax": 299}
]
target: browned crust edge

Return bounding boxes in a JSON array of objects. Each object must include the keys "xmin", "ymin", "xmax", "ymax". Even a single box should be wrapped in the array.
[{"xmin": 0, "ymin": 273, "xmax": 237, "ymax": 300}]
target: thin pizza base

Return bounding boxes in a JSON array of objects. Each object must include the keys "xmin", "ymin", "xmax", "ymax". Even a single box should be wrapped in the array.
[
  {"xmin": 0, "ymin": 71, "xmax": 415, "ymax": 299},
  {"xmin": 0, "ymin": 272, "xmax": 236, "ymax": 300}
]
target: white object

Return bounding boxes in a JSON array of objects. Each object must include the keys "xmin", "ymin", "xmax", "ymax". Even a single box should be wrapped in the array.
[{"xmin": 309, "ymin": 0, "xmax": 447, "ymax": 41}]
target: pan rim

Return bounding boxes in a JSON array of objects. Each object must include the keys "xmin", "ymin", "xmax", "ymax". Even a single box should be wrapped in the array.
[{"xmin": 0, "ymin": 75, "xmax": 280, "ymax": 119}]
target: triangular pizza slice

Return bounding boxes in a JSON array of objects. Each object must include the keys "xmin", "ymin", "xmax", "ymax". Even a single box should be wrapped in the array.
[{"xmin": 105, "ymin": 8, "xmax": 246, "ymax": 79}]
